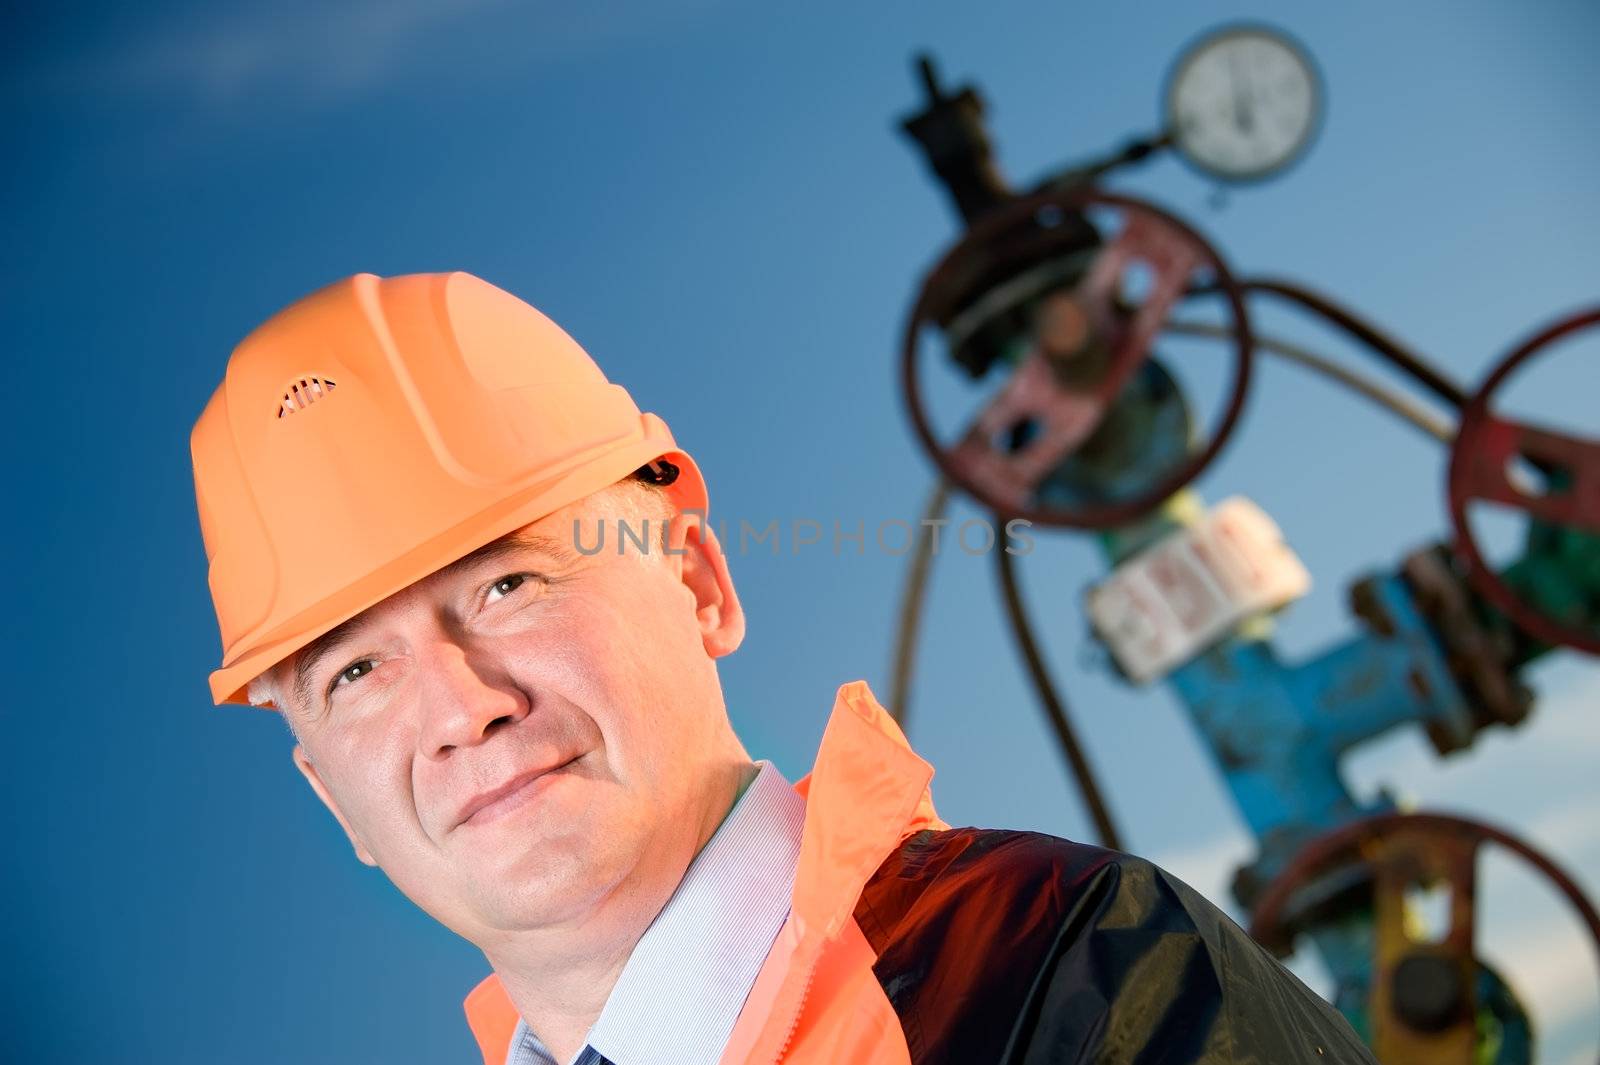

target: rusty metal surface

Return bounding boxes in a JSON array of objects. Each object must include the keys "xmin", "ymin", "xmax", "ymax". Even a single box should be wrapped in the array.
[{"xmin": 1400, "ymin": 545, "xmax": 1531, "ymax": 738}]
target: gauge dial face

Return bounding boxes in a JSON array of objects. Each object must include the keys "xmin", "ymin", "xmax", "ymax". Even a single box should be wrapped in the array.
[{"xmin": 1166, "ymin": 26, "xmax": 1321, "ymax": 182}]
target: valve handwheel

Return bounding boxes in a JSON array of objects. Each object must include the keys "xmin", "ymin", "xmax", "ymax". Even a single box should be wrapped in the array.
[
  {"xmin": 1447, "ymin": 307, "xmax": 1600, "ymax": 655},
  {"xmin": 1250, "ymin": 811, "xmax": 1600, "ymax": 1065},
  {"xmin": 901, "ymin": 188, "xmax": 1254, "ymax": 529}
]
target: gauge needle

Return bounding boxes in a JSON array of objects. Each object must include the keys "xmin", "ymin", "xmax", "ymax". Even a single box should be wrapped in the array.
[{"xmin": 1227, "ymin": 55, "xmax": 1253, "ymax": 134}]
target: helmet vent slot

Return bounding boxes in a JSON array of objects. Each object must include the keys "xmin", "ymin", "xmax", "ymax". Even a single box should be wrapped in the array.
[{"xmin": 277, "ymin": 376, "xmax": 338, "ymax": 418}]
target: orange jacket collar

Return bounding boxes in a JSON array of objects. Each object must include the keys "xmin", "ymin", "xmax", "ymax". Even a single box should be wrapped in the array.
[
  {"xmin": 787, "ymin": 680, "xmax": 942, "ymax": 939},
  {"xmin": 463, "ymin": 680, "xmax": 941, "ymax": 1065}
]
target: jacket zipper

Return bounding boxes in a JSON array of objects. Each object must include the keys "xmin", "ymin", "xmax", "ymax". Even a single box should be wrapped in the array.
[{"xmin": 770, "ymin": 952, "xmax": 819, "ymax": 1063}]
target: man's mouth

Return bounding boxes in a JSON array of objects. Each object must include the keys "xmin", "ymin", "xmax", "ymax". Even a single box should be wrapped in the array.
[{"xmin": 454, "ymin": 755, "xmax": 581, "ymax": 828}]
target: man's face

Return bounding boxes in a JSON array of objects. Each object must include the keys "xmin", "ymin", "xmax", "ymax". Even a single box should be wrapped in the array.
[{"xmin": 276, "ymin": 486, "xmax": 746, "ymax": 945}]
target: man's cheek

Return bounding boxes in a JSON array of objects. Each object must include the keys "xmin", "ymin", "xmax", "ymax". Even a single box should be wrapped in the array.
[{"xmin": 346, "ymin": 762, "xmax": 416, "ymax": 849}]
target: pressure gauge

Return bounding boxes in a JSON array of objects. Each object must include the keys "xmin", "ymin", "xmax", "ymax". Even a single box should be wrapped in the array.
[{"xmin": 1165, "ymin": 25, "xmax": 1321, "ymax": 183}]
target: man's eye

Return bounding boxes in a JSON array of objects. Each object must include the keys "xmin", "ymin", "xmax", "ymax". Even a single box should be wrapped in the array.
[
  {"xmin": 330, "ymin": 659, "xmax": 375, "ymax": 693},
  {"xmin": 485, "ymin": 573, "xmax": 531, "ymax": 604}
]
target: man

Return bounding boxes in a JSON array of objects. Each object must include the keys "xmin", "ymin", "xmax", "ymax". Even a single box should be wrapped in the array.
[{"xmin": 190, "ymin": 271, "xmax": 1375, "ymax": 1064}]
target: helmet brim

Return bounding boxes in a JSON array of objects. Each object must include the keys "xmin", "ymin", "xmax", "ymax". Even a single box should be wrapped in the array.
[{"xmin": 209, "ymin": 416, "xmax": 705, "ymax": 708}]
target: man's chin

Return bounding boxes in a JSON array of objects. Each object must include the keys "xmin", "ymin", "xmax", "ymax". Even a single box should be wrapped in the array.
[
  {"xmin": 463, "ymin": 855, "xmax": 629, "ymax": 935},
  {"xmin": 457, "ymin": 816, "xmax": 636, "ymax": 930}
]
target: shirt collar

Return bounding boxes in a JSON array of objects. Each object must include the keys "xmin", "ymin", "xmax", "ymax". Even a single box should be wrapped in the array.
[{"xmin": 506, "ymin": 759, "xmax": 805, "ymax": 1065}]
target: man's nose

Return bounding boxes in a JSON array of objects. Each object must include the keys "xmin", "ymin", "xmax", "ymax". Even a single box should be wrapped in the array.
[{"xmin": 415, "ymin": 637, "xmax": 530, "ymax": 759}]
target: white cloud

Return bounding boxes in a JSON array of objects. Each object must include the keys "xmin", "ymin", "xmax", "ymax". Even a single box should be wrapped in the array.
[
  {"xmin": 41, "ymin": 0, "xmax": 507, "ymax": 104},
  {"xmin": 32, "ymin": 0, "xmax": 726, "ymax": 108}
]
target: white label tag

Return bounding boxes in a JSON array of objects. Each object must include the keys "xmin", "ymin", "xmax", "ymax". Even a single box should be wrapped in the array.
[{"xmin": 1086, "ymin": 497, "xmax": 1311, "ymax": 684}]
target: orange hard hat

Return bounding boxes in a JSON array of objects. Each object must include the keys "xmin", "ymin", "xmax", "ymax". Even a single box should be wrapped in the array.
[{"xmin": 191, "ymin": 271, "xmax": 707, "ymax": 707}]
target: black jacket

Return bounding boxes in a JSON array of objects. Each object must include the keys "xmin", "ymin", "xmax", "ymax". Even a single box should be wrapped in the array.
[{"xmin": 854, "ymin": 827, "xmax": 1378, "ymax": 1064}]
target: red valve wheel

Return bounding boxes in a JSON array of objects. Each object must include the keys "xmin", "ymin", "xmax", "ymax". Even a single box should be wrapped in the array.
[
  {"xmin": 1250, "ymin": 811, "xmax": 1600, "ymax": 1065},
  {"xmin": 1447, "ymin": 307, "xmax": 1600, "ymax": 655},
  {"xmin": 900, "ymin": 188, "xmax": 1254, "ymax": 529}
]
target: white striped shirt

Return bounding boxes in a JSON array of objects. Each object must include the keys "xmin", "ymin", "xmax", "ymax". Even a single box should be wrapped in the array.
[{"xmin": 505, "ymin": 761, "xmax": 805, "ymax": 1065}]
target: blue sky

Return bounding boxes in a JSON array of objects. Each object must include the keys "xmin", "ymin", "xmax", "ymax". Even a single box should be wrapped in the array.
[{"xmin": 5, "ymin": 2, "xmax": 1599, "ymax": 1062}]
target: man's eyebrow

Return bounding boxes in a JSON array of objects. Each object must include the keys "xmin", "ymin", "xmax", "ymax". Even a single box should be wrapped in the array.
[
  {"xmin": 293, "ymin": 615, "xmax": 364, "ymax": 713},
  {"xmin": 289, "ymin": 530, "xmax": 579, "ymax": 710}
]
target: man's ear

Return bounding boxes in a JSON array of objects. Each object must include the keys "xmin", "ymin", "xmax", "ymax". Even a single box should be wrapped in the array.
[
  {"xmin": 293, "ymin": 744, "xmax": 378, "ymax": 867},
  {"xmin": 667, "ymin": 509, "xmax": 745, "ymax": 658}
]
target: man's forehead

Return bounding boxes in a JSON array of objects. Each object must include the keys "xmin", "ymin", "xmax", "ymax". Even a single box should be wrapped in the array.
[{"xmin": 424, "ymin": 525, "xmax": 580, "ymax": 587}]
